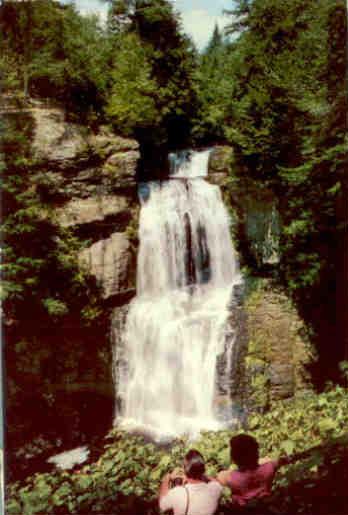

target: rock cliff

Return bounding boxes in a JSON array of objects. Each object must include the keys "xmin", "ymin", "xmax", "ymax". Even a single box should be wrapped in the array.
[
  {"xmin": 208, "ymin": 146, "xmax": 280, "ymax": 269},
  {"xmin": 208, "ymin": 147, "xmax": 315, "ymax": 415},
  {"xmin": 30, "ymin": 109, "xmax": 140, "ymax": 304},
  {"xmin": 244, "ymin": 282, "xmax": 315, "ymax": 412},
  {"xmin": 3, "ymin": 104, "xmax": 140, "ymax": 460}
]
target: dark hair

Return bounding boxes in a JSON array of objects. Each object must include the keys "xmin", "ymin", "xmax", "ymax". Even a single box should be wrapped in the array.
[
  {"xmin": 184, "ymin": 449, "xmax": 205, "ymax": 479},
  {"xmin": 230, "ymin": 434, "xmax": 259, "ymax": 470}
]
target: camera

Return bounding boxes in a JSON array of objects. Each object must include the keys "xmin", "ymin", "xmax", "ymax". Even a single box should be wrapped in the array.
[
  {"xmin": 169, "ymin": 468, "xmax": 185, "ymax": 488},
  {"xmin": 169, "ymin": 476, "xmax": 184, "ymax": 488}
]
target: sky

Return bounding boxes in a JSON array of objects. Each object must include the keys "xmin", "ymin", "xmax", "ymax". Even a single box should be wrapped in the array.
[{"xmin": 62, "ymin": 0, "xmax": 234, "ymax": 50}]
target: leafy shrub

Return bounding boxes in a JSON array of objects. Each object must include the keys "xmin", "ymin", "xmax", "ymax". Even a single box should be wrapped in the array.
[{"xmin": 6, "ymin": 385, "xmax": 348, "ymax": 514}]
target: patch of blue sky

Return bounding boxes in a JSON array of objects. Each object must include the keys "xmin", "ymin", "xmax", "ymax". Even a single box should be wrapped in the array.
[{"xmin": 60, "ymin": 0, "xmax": 235, "ymax": 50}]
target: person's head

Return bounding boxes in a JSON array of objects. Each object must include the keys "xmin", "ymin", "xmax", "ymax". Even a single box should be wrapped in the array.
[
  {"xmin": 230, "ymin": 434, "xmax": 259, "ymax": 470},
  {"xmin": 183, "ymin": 449, "xmax": 206, "ymax": 480}
]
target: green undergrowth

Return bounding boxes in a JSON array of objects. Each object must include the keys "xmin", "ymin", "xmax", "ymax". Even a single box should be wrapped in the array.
[{"xmin": 6, "ymin": 385, "xmax": 348, "ymax": 514}]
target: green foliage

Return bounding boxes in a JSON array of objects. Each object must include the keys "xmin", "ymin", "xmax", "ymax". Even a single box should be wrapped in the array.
[
  {"xmin": 194, "ymin": 0, "xmax": 347, "ymax": 366},
  {"xmin": 339, "ymin": 361, "xmax": 348, "ymax": 383},
  {"xmin": 105, "ymin": 0, "xmax": 198, "ymax": 147},
  {"xmin": 41, "ymin": 298, "xmax": 68, "ymax": 317},
  {"xmin": 6, "ymin": 385, "xmax": 348, "ymax": 514},
  {"xmin": 1, "ymin": 113, "xmax": 104, "ymax": 328},
  {"xmin": 193, "ymin": 31, "xmax": 236, "ymax": 142},
  {"xmin": 106, "ymin": 33, "xmax": 158, "ymax": 134},
  {"xmin": 0, "ymin": 1, "xmax": 112, "ymax": 117}
]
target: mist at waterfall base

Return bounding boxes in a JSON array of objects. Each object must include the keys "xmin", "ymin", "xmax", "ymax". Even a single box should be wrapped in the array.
[{"xmin": 114, "ymin": 149, "xmax": 242, "ymax": 442}]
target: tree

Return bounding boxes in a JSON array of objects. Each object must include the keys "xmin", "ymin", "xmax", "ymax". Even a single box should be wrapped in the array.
[
  {"xmin": 205, "ymin": 24, "xmax": 223, "ymax": 54},
  {"xmin": 0, "ymin": 0, "xmax": 35, "ymax": 96},
  {"xmin": 219, "ymin": 0, "xmax": 347, "ymax": 376},
  {"xmin": 193, "ymin": 25, "xmax": 236, "ymax": 143},
  {"xmin": 105, "ymin": 0, "xmax": 198, "ymax": 149},
  {"xmin": 0, "ymin": 0, "xmax": 112, "ymax": 117},
  {"xmin": 105, "ymin": 33, "xmax": 158, "ymax": 134},
  {"xmin": 224, "ymin": 0, "xmax": 253, "ymax": 35}
]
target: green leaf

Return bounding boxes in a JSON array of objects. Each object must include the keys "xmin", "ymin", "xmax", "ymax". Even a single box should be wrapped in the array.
[
  {"xmin": 281, "ymin": 440, "xmax": 295, "ymax": 455},
  {"xmin": 318, "ymin": 418, "xmax": 337, "ymax": 432}
]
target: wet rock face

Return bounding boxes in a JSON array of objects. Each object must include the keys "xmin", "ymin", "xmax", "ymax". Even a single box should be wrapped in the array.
[
  {"xmin": 208, "ymin": 145, "xmax": 280, "ymax": 269},
  {"xmin": 208, "ymin": 146, "xmax": 234, "ymax": 188},
  {"xmin": 110, "ymin": 305, "xmax": 130, "ymax": 417},
  {"xmin": 215, "ymin": 283, "xmax": 249, "ymax": 425}
]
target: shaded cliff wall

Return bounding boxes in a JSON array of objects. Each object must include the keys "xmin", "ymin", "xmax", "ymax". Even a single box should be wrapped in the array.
[
  {"xmin": 3, "ymin": 104, "xmax": 140, "ymax": 454},
  {"xmin": 208, "ymin": 147, "xmax": 315, "ymax": 414},
  {"xmin": 208, "ymin": 147, "xmax": 280, "ymax": 271}
]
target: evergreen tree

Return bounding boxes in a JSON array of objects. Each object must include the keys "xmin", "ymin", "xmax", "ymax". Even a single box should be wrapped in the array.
[
  {"xmin": 205, "ymin": 24, "xmax": 223, "ymax": 54},
  {"xmin": 105, "ymin": 0, "xmax": 198, "ymax": 148},
  {"xmin": 0, "ymin": 0, "xmax": 111, "ymax": 116},
  {"xmin": 193, "ymin": 25, "xmax": 234, "ymax": 143},
  {"xmin": 224, "ymin": 0, "xmax": 253, "ymax": 34},
  {"xmin": 219, "ymin": 0, "xmax": 347, "ymax": 373}
]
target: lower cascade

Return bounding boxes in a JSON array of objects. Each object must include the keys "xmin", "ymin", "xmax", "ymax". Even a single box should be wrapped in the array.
[{"xmin": 114, "ymin": 149, "xmax": 241, "ymax": 440}]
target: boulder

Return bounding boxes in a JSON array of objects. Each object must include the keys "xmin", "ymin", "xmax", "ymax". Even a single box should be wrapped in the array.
[
  {"xmin": 244, "ymin": 282, "xmax": 315, "ymax": 412},
  {"xmin": 102, "ymin": 151, "xmax": 140, "ymax": 188},
  {"xmin": 32, "ymin": 109, "xmax": 88, "ymax": 166},
  {"xmin": 208, "ymin": 146, "xmax": 234, "ymax": 187},
  {"xmin": 79, "ymin": 233, "xmax": 135, "ymax": 300},
  {"xmin": 56, "ymin": 195, "xmax": 130, "ymax": 228}
]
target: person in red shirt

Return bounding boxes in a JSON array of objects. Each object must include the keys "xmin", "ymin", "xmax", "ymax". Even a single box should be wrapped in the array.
[{"xmin": 217, "ymin": 434, "xmax": 290, "ymax": 513}]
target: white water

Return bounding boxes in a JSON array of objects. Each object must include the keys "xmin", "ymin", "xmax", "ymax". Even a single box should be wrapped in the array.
[
  {"xmin": 47, "ymin": 446, "xmax": 89, "ymax": 470},
  {"xmin": 114, "ymin": 149, "xmax": 240, "ymax": 440}
]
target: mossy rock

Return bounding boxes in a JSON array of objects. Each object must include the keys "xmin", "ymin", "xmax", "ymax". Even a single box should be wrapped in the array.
[{"xmin": 244, "ymin": 280, "xmax": 315, "ymax": 411}]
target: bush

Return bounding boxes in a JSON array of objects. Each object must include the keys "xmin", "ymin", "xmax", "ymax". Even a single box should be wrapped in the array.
[{"xmin": 6, "ymin": 385, "xmax": 348, "ymax": 514}]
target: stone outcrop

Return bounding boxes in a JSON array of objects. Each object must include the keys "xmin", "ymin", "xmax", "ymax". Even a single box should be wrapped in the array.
[
  {"xmin": 30, "ymin": 112, "xmax": 140, "ymax": 200},
  {"xmin": 31, "ymin": 113, "xmax": 142, "ymax": 303},
  {"xmin": 57, "ymin": 195, "xmax": 130, "ymax": 228},
  {"xmin": 208, "ymin": 145, "xmax": 280, "ymax": 268},
  {"xmin": 32, "ymin": 108, "xmax": 88, "ymax": 165},
  {"xmin": 208, "ymin": 146, "xmax": 234, "ymax": 188},
  {"xmin": 4, "ymin": 104, "xmax": 140, "ymax": 454},
  {"xmin": 79, "ymin": 232, "xmax": 135, "ymax": 301},
  {"xmin": 244, "ymin": 282, "xmax": 315, "ymax": 412}
]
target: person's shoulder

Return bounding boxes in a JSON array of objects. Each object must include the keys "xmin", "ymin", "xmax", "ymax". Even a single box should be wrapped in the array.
[
  {"xmin": 194, "ymin": 480, "xmax": 222, "ymax": 500},
  {"xmin": 161, "ymin": 485, "xmax": 185, "ymax": 502},
  {"xmin": 208, "ymin": 480, "xmax": 223, "ymax": 492},
  {"xmin": 258, "ymin": 459, "xmax": 279, "ymax": 473},
  {"xmin": 170, "ymin": 485, "xmax": 186, "ymax": 495},
  {"xmin": 217, "ymin": 469, "xmax": 233, "ymax": 486}
]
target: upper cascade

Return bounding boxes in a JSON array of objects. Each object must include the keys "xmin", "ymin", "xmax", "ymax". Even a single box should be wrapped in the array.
[{"xmin": 168, "ymin": 149, "xmax": 211, "ymax": 178}]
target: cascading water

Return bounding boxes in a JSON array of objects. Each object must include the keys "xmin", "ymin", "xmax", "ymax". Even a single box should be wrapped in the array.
[{"xmin": 114, "ymin": 149, "xmax": 241, "ymax": 440}]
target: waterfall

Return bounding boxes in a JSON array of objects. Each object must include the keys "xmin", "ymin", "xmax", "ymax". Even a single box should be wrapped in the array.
[{"xmin": 114, "ymin": 149, "xmax": 241, "ymax": 440}]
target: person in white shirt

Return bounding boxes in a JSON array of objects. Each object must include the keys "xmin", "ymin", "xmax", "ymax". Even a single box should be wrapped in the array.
[{"xmin": 159, "ymin": 449, "xmax": 223, "ymax": 515}]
